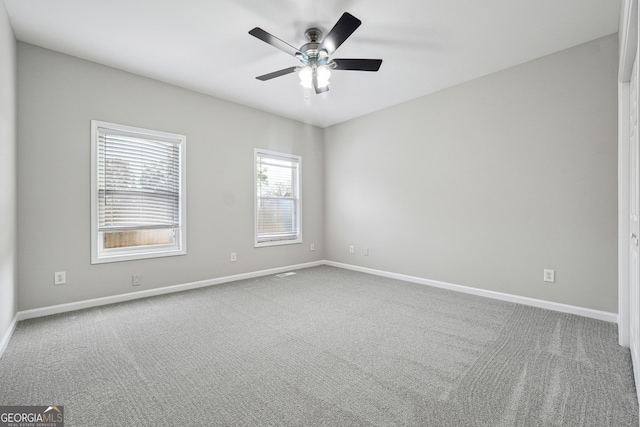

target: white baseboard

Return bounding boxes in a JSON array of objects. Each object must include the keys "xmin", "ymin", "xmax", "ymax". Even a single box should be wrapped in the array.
[
  {"xmin": 0, "ymin": 313, "xmax": 19, "ymax": 360},
  {"xmin": 326, "ymin": 261, "xmax": 618, "ymax": 323},
  {"xmin": 17, "ymin": 261, "xmax": 324, "ymax": 321},
  {"xmin": 6, "ymin": 259, "xmax": 617, "ymax": 353}
]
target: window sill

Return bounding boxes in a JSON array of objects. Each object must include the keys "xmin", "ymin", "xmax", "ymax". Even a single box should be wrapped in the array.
[{"xmin": 254, "ymin": 238, "xmax": 302, "ymax": 248}]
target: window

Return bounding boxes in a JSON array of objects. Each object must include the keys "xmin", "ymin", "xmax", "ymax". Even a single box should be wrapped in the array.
[
  {"xmin": 91, "ymin": 121, "xmax": 186, "ymax": 264},
  {"xmin": 255, "ymin": 149, "xmax": 302, "ymax": 247}
]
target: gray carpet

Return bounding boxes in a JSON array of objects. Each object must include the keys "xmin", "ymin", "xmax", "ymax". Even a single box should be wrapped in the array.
[{"xmin": 0, "ymin": 265, "xmax": 637, "ymax": 426}]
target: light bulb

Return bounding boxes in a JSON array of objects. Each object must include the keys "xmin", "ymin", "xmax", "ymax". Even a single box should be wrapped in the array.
[
  {"xmin": 316, "ymin": 66, "xmax": 331, "ymax": 88},
  {"xmin": 299, "ymin": 66, "xmax": 313, "ymax": 88}
]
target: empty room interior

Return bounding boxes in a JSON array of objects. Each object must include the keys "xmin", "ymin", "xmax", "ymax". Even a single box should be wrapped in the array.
[{"xmin": 1, "ymin": 0, "xmax": 640, "ymax": 425}]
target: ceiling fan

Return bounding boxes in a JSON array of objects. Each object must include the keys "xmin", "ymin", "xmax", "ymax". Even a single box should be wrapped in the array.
[{"xmin": 249, "ymin": 12, "xmax": 383, "ymax": 94}]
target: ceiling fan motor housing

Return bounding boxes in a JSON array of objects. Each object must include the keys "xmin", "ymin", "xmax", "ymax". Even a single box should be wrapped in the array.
[
  {"xmin": 304, "ymin": 28, "xmax": 322, "ymax": 43},
  {"xmin": 299, "ymin": 28, "xmax": 329, "ymax": 66}
]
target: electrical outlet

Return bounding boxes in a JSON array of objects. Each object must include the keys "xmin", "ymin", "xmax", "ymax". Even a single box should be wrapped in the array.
[
  {"xmin": 310, "ymin": 243, "xmax": 315, "ymax": 251},
  {"xmin": 364, "ymin": 247, "xmax": 369, "ymax": 256},
  {"xmin": 349, "ymin": 245, "xmax": 354, "ymax": 254},
  {"xmin": 231, "ymin": 252, "xmax": 237, "ymax": 262},
  {"xmin": 543, "ymin": 269, "xmax": 555, "ymax": 283},
  {"xmin": 54, "ymin": 271, "xmax": 66, "ymax": 285},
  {"xmin": 132, "ymin": 274, "xmax": 142, "ymax": 286}
]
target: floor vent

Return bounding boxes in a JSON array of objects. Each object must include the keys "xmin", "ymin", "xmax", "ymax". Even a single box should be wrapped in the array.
[{"xmin": 276, "ymin": 272, "xmax": 296, "ymax": 278}]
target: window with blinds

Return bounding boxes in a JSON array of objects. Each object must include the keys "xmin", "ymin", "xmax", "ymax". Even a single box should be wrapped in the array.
[
  {"xmin": 255, "ymin": 149, "xmax": 302, "ymax": 247},
  {"xmin": 91, "ymin": 121, "xmax": 186, "ymax": 263}
]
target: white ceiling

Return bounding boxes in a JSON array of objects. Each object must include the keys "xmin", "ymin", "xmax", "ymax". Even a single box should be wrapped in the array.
[{"xmin": 4, "ymin": 0, "xmax": 621, "ymax": 128}]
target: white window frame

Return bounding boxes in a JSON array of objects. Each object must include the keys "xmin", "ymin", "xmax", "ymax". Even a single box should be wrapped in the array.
[
  {"xmin": 91, "ymin": 120, "xmax": 187, "ymax": 264},
  {"xmin": 254, "ymin": 148, "xmax": 302, "ymax": 247}
]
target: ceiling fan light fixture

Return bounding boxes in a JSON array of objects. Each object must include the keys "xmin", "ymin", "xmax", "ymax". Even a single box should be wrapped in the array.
[
  {"xmin": 316, "ymin": 66, "xmax": 331, "ymax": 88},
  {"xmin": 299, "ymin": 65, "xmax": 331, "ymax": 89},
  {"xmin": 299, "ymin": 66, "xmax": 313, "ymax": 88}
]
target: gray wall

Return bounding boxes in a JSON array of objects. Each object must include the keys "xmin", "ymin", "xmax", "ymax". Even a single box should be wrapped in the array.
[
  {"xmin": 17, "ymin": 43, "xmax": 324, "ymax": 311},
  {"xmin": 324, "ymin": 35, "xmax": 619, "ymax": 312},
  {"xmin": 0, "ymin": 3, "xmax": 17, "ymax": 339}
]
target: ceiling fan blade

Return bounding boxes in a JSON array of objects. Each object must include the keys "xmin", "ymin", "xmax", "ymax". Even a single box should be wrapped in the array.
[
  {"xmin": 256, "ymin": 66, "xmax": 298, "ymax": 81},
  {"xmin": 249, "ymin": 27, "xmax": 302, "ymax": 58},
  {"xmin": 332, "ymin": 59, "xmax": 383, "ymax": 72},
  {"xmin": 320, "ymin": 12, "xmax": 361, "ymax": 55},
  {"xmin": 312, "ymin": 73, "xmax": 329, "ymax": 94}
]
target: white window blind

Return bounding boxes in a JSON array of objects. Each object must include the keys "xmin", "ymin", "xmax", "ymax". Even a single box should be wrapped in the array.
[
  {"xmin": 255, "ymin": 149, "xmax": 301, "ymax": 246},
  {"xmin": 91, "ymin": 121, "xmax": 186, "ymax": 264},
  {"xmin": 98, "ymin": 131, "xmax": 180, "ymax": 231}
]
